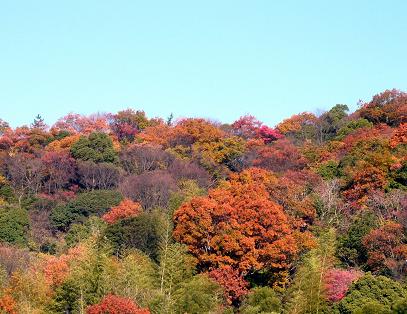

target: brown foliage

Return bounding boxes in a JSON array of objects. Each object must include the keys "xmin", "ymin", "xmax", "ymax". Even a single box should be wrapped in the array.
[
  {"xmin": 120, "ymin": 170, "xmax": 178, "ymax": 209},
  {"xmin": 78, "ymin": 161, "xmax": 122, "ymax": 190},
  {"xmin": 119, "ymin": 144, "xmax": 173, "ymax": 175}
]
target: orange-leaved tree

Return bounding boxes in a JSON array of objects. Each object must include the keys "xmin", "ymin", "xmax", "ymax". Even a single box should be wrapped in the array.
[
  {"xmin": 102, "ymin": 199, "xmax": 141, "ymax": 224},
  {"xmin": 173, "ymin": 168, "xmax": 313, "ymax": 283},
  {"xmin": 390, "ymin": 123, "xmax": 407, "ymax": 148}
]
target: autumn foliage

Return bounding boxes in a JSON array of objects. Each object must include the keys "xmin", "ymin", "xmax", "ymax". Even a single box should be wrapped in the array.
[
  {"xmin": 0, "ymin": 89, "xmax": 406, "ymax": 313},
  {"xmin": 173, "ymin": 168, "xmax": 314, "ymax": 278},
  {"xmin": 87, "ymin": 294, "xmax": 150, "ymax": 314},
  {"xmin": 208, "ymin": 265, "xmax": 249, "ymax": 305},
  {"xmin": 0, "ymin": 293, "xmax": 17, "ymax": 314},
  {"xmin": 102, "ymin": 199, "xmax": 141, "ymax": 224},
  {"xmin": 362, "ymin": 221, "xmax": 407, "ymax": 277},
  {"xmin": 324, "ymin": 268, "xmax": 362, "ymax": 302}
]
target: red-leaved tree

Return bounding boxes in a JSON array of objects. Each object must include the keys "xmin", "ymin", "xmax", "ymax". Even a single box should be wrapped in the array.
[
  {"xmin": 362, "ymin": 221, "xmax": 407, "ymax": 278},
  {"xmin": 208, "ymin": 265, "xmax": 249, "ymax": 305},
  {"xmin": 87, "ymin": 294, "xmax": 150, "ymax": 314},
  {"xmin": 324, "ymin": 268, "xmax": 362, "ymax": 302}
]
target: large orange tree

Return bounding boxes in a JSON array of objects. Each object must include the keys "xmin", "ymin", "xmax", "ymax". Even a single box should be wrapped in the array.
[{"xmin": 173, "ymin": 168, "xmax": 313, "ymax": 281}]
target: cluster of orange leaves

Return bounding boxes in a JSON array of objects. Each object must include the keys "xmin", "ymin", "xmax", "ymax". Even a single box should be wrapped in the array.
[
  {"xmin": 0, "ymin": 292, "xmax": 17, "ymax": 314},
  {"xmin": 102, "ymin": 199, "xmax": 141, "ymax": 224},
  {"xmin": 46, "ymin": 134, "xmax": 82, "ymax": 152},
  {"xmin": 42, "ymin": 245, "xmax": 86, "ymax": 287},
  {"xmin": 358, "ymin": 89, "xmax": 407, "ymax": 126},
  {"xmin": 343, "ymin": 166, "xmax": 388, "ymax": 208},
  {"xmin": 390, "ymin": 123, "xmax": 407, "ymax": 148},
  {"xmin": 173, "ymin": 168, "xmax": 314, "ymax": 277},
  {"xmin": 276, "ymin": 112, "xmax": 317, "ymax": 134}
]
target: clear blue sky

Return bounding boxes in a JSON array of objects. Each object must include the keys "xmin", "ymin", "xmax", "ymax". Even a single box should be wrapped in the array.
[{"xmin": 1, "ymin": 0, "xmax": 406, "ymax": 127}]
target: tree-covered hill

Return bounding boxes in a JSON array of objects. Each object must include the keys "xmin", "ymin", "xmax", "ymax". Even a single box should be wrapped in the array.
[{"xmin": 0, "ymin": 89, "xmax": 406, "ymax": 313}]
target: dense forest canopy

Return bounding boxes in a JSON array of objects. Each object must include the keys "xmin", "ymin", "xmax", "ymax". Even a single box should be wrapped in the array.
[{"xmin": 0, "ymin": 89, "xmax": 406, "ymax": 313}]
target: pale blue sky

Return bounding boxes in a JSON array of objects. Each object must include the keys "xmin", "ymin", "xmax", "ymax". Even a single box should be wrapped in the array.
[{"xmin": 1, "ymin": 0, "xmax": 406, "ymax": 127}]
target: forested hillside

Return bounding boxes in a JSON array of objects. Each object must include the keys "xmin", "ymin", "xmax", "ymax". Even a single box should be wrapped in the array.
[{"xmin": 0, "ymin": 89, "xmax": 406, "ymax": 313}]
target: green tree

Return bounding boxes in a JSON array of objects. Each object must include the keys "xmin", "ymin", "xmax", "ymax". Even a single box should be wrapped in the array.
[
  {"xmin": 335, "ymin": 273, "xmax": 406, "ymax": 313},
  {"xmin": 153, "ymin": 243, "xmax": 195, "ymax": 312},
  {"xmin": 71, "ymin": 132, "xmax": 118, "ymax": 163},
  {"xmin": 31, "ymin": 114, "xmax": 47, "ymax": 130},
  {"xmin": 317, "ymin": 104, "xmax": 349, "ymax": 142},
  {"xmin": 49, "ymin": 235, "xmax": 113, "ymax": 313},
  {"xmin": 48, "ymin": 280, "xmax": 83, "ymax": 314},
  {"xmin": 285, "ymin": 229, "xmax": 336, "ymax": 314},
  {"xmin": 241, "ymin": 287, "xmax": 281, "ymax": 314},
  {"xmin": 65, "ymin": 216, "xmax": 106, "ymax": 247},
  {"xmin": 173, "ymin": 274, "xmax": 222, "ymax": 314},
  {"xmin": 104, "ymin": 250, "xmax": 158, "ymax": 308},
  {"xmin": 337, "ymin": 211, "xmax": 378, "ymax": 267},
  {"xmin": 335, "ymin": 118, "xmax": 373, "ymax": 140},
  {"xmin": 316, "ymin": 160, "xmax": 342, "ymax": 180},
  {"xmin": 354, "ymin": 301, "xmax": 392, "ymax": 314},
  {"xmin": 50, "ymin": 190, "xmax": 122, "ymax": 231},
  {"xmin": 104, "ymin": 211, "xmax": 165, "ymax": 261},
  {"xmin": 0, "ymin": 205, "xmax": 29, "ymax": 245},
  {"xmin": 393, "ymin": 298, "xmax": 407, "ymax": 313}
]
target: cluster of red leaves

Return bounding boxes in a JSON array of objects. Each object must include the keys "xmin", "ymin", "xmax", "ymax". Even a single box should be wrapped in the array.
[
  {"xmin": 102, "ymin": 199, "xmax": 141, "ymax": 224},
  {"xmin": 231, "ymin": 115, "xmax": 262, "ymax": 139},
  {"xmin": 324, "ymin": 268, "xmax": 362, "ymax": 302},
  {"xmin": 87, "ymin": 294, "xmax": 150, "ymax": 314},
  {"xmin": 109, "ymin": 109, "xmax": 152, "ymax": 142},
  {"xmin": 208, "ymin": 265, "xmax": 248, "ymax": 305},
  {"xmin": 232, "ymin": 115, "xmax": 282, "ymax": 143},
  {"xmin": 258, "ymin": 125, "xmax": 283, "ymax": 143},
  {"xmin": 336, "ymin": 124, "xmax": 393, "ymax": 157},
  {"xmin": 362, "ymin": 221, "xmax": 407, "ymax": 277},
  {"xmin": 252, "ymin": 139, "xmax": 307, "ymax": 173}
]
